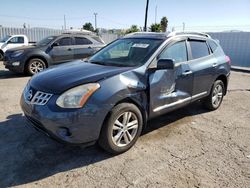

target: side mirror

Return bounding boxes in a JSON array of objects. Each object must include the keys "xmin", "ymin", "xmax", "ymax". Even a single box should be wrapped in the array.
[
  {"xmin": 51, "ymin": 42, "xmax": 59, "ymax": 47},
  {"xmin": 157, "ymin": 58, "xmax": 175, "ymax": 70}
]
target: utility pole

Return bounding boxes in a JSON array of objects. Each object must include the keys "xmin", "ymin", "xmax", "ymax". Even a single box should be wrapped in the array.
[
  {"xmin": 182, "ymin": 22, "xmax": 185, "ymax": 32},
  {"xmin": 64, "ymin": 15, "xmax": 66, "ymax": 30},
  {"xmin": 144, "ymin": 0, "xmax": 149, "ymax": 32},
  {"xmin": 155, "ymin": 5, "xmax": 157, "ymax": 24},
  {"xmin": 94, "ymin": 13, "xmax": 98, "ymax": 30}
]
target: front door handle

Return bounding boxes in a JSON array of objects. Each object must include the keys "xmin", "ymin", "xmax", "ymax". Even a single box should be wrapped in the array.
[
  {"xmin": 67, "ymin": 48, "xmax": 72, "ymax": 51},
  {"xmin": 182, "ymin": 70, "xmax": 192, "ymax": 76},
  {"xmin": 212, "ymin": 63, "xmax": 218, "ymax": 67},
  {"xmin": 88, "ymin": 46, "xmax": 93, "ymax": 49}
]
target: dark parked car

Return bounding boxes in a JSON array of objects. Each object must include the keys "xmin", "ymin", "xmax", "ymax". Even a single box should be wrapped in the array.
[
  {"xmin": 3, "ymin": 33, "xmax": 105, "ymax": 75},
  {"xmin": 21, "ymin": 32, "xmax": 231, "ymax": 154}
]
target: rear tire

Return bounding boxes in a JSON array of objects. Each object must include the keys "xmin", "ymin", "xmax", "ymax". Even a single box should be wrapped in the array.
[
  {"xmin": 98, "ymin": 103, "xmax": 143, "ymax": 154},
  {"xmin": 26, "ymin": 58, "xmax": 46, "ymax": 76},
  {"xmin": 204, "ymin": 80, "xmax": 225, "ymax": 110}
]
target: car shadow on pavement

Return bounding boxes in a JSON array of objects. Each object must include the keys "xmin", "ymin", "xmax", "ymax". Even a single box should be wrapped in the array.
[
  {"xmin": 0, "ymin": 102, "xmax": 209, "ymax": 187},
  {"xmin": 143, "ymin": 102, "xmax": 208, "ymax": 135},
  {"xmin": 0, "ymin": 70, "xmax": 28, "ymax": 79}
]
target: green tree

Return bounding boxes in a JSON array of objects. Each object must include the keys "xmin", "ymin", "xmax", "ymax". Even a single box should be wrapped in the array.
[
  {"xmin": 150, "ymin": 23, "xmax": 161, "ymax": 32},
  {"xmin": 83, "ymin": 22, "xmax": 94, "ymax": 32},
  {"xmin": 125, "ymin": 25, "xmax": 140, "ymax": 34},
  {"xmin": 160, "ymin": 16, "xmax": 168, "ymax": 32}
]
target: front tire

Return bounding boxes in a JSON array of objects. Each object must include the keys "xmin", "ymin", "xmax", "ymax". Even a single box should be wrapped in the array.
[
  {"xmin": 204, "ymin": 80, "xmax": 225, "ymax": 110},
  {"xmin": 26, "ymin": 58, "xmax": 46, "ymax": 76},
  {"xmin": 98, "ymin": 103, "xmax": 143, "ymax": 154}
]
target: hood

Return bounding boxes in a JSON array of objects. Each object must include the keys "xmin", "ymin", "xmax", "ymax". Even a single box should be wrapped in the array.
[
  {"xmin": 30, "ymin": 60, "xmax": 133, "ymax": 94},
  {"xmin": 6, "ymin": 45, "xmax": 39, "ymax": 53}
]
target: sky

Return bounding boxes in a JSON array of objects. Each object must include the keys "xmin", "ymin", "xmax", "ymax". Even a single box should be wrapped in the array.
[{"xmin": 0, "ymin": 0, "xmax": 250, "ymax": 31}]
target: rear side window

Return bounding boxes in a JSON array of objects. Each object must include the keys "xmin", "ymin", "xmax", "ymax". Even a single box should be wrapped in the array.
[
  {"xmin": 208, "ymin": 40, "xmax": 218, "ymax": 53},
  {"xmin": 189, "ymin": 40, "xmax": 210, "ymax": 59},
  {"xmin": 75, "ymin": 37, "xmax": 92, "ymax": 45},
  {"xmin": 57, "ymin": 37, "xmax": 72, "ymax": 46},
  {"xmin": 159, "ymin": 41, "xmax": 187, "ymax": 63}
]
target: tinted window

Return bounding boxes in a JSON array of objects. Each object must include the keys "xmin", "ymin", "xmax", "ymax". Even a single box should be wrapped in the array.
[
  {"xmin": 58, "ymin": 37, "xmax": 72, "ymax": 46},
  {"xmin": 190, "ymin": 41, "xmax": 209, "ymax": 59},
  {"xmin": 208, "ymin": 40, "xmax": 218, "ymax": 53},
  {"xmin": 37, "ymin": 36, "xmax": 57, "ymax": 46},
  {"xmin": 75, "ymin": 37, "xmax": 92, "ymax": 45},
  {"xmin": 160, "ymin": 41, "xmax": 187, "ymax": 63},
  {"xmin": 9, "ymin": 37, "xmax": 24, "ymax": 44}
]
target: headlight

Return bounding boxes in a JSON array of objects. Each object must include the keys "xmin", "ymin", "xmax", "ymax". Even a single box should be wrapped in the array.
[
  {"xmin": 56, "ymin": 83, "xmax": 100, "ymax": 108},
  {"xmin": 11, "ymin": 50, "xmax": 24, "ymax": 57}
]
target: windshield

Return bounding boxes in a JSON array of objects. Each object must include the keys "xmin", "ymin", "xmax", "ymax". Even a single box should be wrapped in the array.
[
  {"xmin": 0, "ymin": 35, "xmax": 11, "ymax": 43},
  {"xmin": 89, "ymin": 38, "xmax": 163, "ymax": 67},
  {"xmin": 37, "ymin": 36, "xmax": 57, "ymax": 46}
]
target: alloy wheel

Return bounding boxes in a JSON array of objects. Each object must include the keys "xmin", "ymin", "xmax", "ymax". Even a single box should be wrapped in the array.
[
  {"xmin": 111, "ymin": 111, "xmax": 139, "ymax": 147},
  {"xmin": 29, "ymin": 60, "xmax": 44, "ymax": 74},
  {"xmin": 212, "ymin": 84, "xmax": 223, "ymax": 108}
]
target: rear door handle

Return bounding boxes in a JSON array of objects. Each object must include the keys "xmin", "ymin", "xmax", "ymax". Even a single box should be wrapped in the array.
[
  {"xmin": 212, "ymin": 63, "xmax": 218, "ymax": 67},
  {"xmin": 88, "ymin": 46, "xmax": 93, "ymax": 49},
  {"xmin": 68, "ymin": 48, "xmax": 72, "ymax": 51},
  {"xmin": 182, "ymin": 70, "xmax": 192, "ymax": 76}
]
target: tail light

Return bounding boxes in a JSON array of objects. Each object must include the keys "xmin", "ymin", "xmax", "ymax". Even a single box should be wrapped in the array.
[{"xmin": 226, "ymin": 55, "xmax": 231, "ymax": 65}]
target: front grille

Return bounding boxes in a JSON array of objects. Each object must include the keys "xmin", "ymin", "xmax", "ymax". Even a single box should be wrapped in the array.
[{"xmin": 24, "ymin": 85, "xmax": 52, "ymax": 105}]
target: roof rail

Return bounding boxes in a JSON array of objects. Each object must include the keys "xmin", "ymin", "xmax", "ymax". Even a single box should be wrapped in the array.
[
  {"xmin": 167, "ymin": 31, "xmax": 211, "ymax": 38},
  {"xmin": 126, "ymin": 32, "xmax": 168, "ymax": 37},
  {"xmin": 62, "ymin": 30, "xmax": 94, "ymax": 35}
]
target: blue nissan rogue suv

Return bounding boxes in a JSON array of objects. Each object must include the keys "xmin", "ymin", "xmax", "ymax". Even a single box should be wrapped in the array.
[{"xmin": 21, "ymin": 32, "xmax": 231, "ymax": 154}]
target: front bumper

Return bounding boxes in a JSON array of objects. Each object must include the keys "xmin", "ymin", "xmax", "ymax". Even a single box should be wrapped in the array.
[
  {"xmin": 3, "ymin": 55, "xmax": 25, "ymax": 73},
  {"xmin": 20, "ymin": 93, "xmax": 110, "ymax": 144}
]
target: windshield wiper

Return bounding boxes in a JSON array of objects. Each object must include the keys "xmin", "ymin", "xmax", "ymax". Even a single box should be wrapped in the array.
[{"xmin": 90, "ymin": 61, "xmax": 108, "ymax": 66}]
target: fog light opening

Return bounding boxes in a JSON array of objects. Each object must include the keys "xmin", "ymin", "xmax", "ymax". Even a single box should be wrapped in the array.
[
  {"xmin": 57, "ymin": 127, "xmax": 72, "ymax": 137},
  {"xmin": 12, "ymin": 62, "xmax": 20, "ymax": 66}
]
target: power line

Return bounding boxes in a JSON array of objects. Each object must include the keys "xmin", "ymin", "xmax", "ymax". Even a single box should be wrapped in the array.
[{"xmin": 0, "ymin": 14, "xmax": 91, "ymax": 21}]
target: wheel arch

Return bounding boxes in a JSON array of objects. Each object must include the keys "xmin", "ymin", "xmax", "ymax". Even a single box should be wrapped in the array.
[
  {"xmin": 102, "ymin": 97, "xmax": 148, "ymax": 133},
  {"xmin": 25, "ymin": 55, "xmax": 49, "ymax": 68},
  {"xmin": 215, "ymin": 74, "xmax": 228, "ymax": 95}
]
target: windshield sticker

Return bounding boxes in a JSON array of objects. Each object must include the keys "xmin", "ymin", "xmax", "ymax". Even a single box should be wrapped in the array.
[{"xmin": 132, "ymin": 43, "xmax": 149, "ymax": 48}]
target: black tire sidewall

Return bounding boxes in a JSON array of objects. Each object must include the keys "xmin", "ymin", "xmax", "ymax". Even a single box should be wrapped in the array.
[{"xmin": 99, "ymin": 103, "xmax": 143, "ymax": 154}]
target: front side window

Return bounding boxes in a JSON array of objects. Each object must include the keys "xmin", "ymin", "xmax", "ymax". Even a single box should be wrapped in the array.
[
  {"xmin": 9, "ymin": 37, "xmax": 24, "ymax": 44},
  {"xmin": 189, "ymin": 40, "xmax": 210, "ymax": 59},
  {"xmin": 89, "ymin": 38, "xmax": 163, "ymax": 67},
  {"xmin": 57, "ymin": 37, "xmax": 72, "ymax": 46},
  {"xmin": 75, "ymin": 37, "xmax": 92, "ymax": 45},
  {"xmin": 159, "ymin": 41, "xmax": 187, "ymax": 63}
]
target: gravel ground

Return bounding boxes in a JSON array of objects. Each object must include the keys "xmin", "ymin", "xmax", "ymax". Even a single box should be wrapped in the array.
[{"xmin": 0, "ymin": 63, "xmax": 249, "ymax": 188}]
